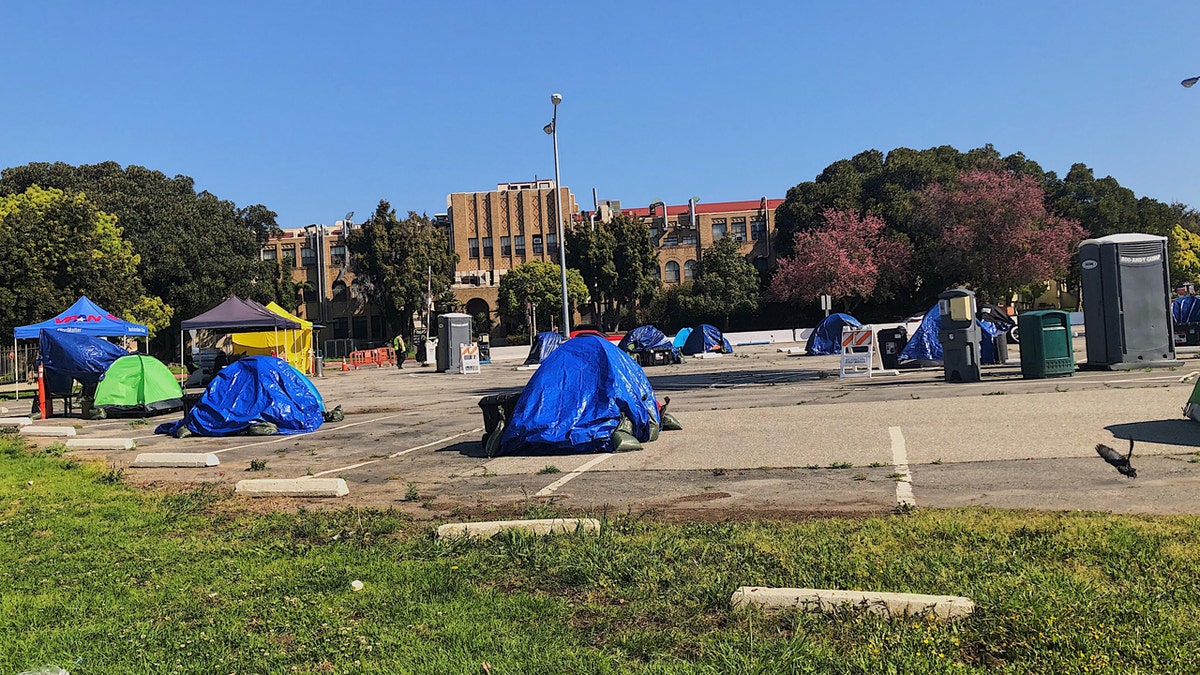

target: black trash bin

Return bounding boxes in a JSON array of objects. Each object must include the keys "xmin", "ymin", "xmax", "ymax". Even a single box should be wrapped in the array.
[
  {"xmin": 879, "ymin": 327, "xmax": 908, "ymax": 370},
  {"xmin": 478, "ymin": 392, "xmax": 522, "ymax": 450},
  {"xmin": 992, "ymin": 331, "xmax": 1009, "ymax": 364},
  {"xmin": 1186, "ymin": 323, "xmax": 1200, "ymax": 346}
]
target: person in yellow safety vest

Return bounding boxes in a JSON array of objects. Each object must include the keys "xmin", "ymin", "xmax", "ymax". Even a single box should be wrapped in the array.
[{"xmin": 392, "ymin": 333, "xmax": 406, "ymax": 369}]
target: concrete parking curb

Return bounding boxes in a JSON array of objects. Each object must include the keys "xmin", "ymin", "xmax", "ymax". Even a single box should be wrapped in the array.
[
  {"xmin": 20, "ymin": 426, "xmax": 76, "ymax": 437},
  {"xmin": 730, "ymin": 587, "xmax": 975, "ymax": 620},
  {"xmin": 235, "ymin": 478, "xmax": 349, "ymax": 498},
  {"xmin": 436, "ymin": 518, "xmax": 601, "ymax": 540},
  {"xmin": 66, "ymin": 438, "xmax": 136, "ymax": 450},
  {"xmin": 133, "ymin": 452, "xmax": 220, "ymax": 468},
  {"xmin": 0, "ymin": 417, "xmax": 32, "ymax": 427}
]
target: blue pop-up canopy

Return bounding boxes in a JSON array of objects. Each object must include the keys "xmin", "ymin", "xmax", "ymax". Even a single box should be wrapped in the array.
[
  {"xmin": 501, "ymin": 337, "xmax": 660, "ymax": 454},
  {"xmin": 156, "ymin": 356, "xmax": 324, "ymax": 437},
  {"xmin": 15, "ymin": 296, "xmax": 148, "ymax": 339},
  {"xmin": 806, "ymin": 313, "xmax": 862, "ymax": 355}
]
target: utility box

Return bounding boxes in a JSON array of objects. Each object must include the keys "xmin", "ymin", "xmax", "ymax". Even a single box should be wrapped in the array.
[
  {"xmin": 1018, "ymin": 310, "xmax": 1075, "ymax": 378},
  {"xmin": 436, "ymin": 313, "xmax": 473, "ymax": 373},
  {"xmin": 938, "ymin": 289, "xmax": 982, "ymax": 383},
  {"xmin": 1079, "ymin": 233, "xmax": 1178, "ymax": 369},
  {"xmin": 879, "ymin": 327, "xmax": 908, "ymax": 370}
]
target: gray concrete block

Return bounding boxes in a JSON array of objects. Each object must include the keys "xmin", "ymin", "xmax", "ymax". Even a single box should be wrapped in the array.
[
  {"xmin": 235, "ymin": 478, "xmax": 349, "ymax": 498},
  {"xmin": 0, "ymin": 416, "xmax": 32, "ymax": 427},
  {"xmin": 731, "ymin": 587, "xmax": 975, "ymax": 620},
  {"xmin": 436, "ymin": 517, "xmax": 601, "ymax": 540},
  {"xmin": 19, "ymin": 425, "xmax": 77, "ymax": 437},
  {"xmin": 132, "ymin": 452, "xmax": 220, "ymax": 468},
  {"xmin": 66, "ymin": 438, "xmax": 136, "ymax": 450}
]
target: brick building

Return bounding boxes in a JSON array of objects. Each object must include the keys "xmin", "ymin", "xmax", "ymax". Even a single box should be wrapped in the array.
[
  {"xmin": 621, "ymin": 198, "xmax": 784, "ymax": 283},
  {"xmin": 446, "ymin": 180, "xmax": 579, "ymax": 327},
  {"xmin": 260, "ymin": 221, "xmax": 389, "ymax": 357}
]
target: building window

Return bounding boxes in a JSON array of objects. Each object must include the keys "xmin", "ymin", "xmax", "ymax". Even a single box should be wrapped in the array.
[
  {"xmin": 665, "ymin": 261, "xmax": 681, "ymax": 283},
  {"xmin": 281, "ymin": 244, "xmax": 296, "ymax": 266},
  {"xmin": 482, "ymin": 237, "xmax": 493, "ymax": 258},
  {"xmin": 711, "ymin": 218, "xmax": 727, "ymax": 240},
  {"xmin": 261, "ymin": 247, "xmax": 277, "ymax": 261},
  {"xmin": 301, "ymin": 246, "xmax": 316, "ymax": 266},
  {"xmin": 653, "ymin": 264, "xmax": 662, "ymax": 280},
  {"xmin": 751, "ymin": 217, "xmax": 767, "ymax": 241},
  {"xmin": 683, "ymin": 259, "xmax": 696, "ymax": 281},
  {"xmin": 330, "ymin": 244, "xmax": 346, "ymax": 267},
  {"xmin": 532, "ymin": 234, "xmax": 543, "ymax": 254},
  {"xmin": 547, "ymin": 232, "xmax": 558, "ymax": 256},
  {"xmin": 681, "ymin": 231, "xmax": 698, "ymax": 245},
  {"xmin": 514, "ymin": 235, "xmax": 526, "ymax": 256},
  {"xmin": 732, "ymin": 217, "xmax": 747, "ymax": 241},
  {"xmin": 468, "ymin": 238, "xmax": 480, "ymax": 258},
  {"xmin": 500, "ymin": 236, "xmax": 512, "ymax": 256}
]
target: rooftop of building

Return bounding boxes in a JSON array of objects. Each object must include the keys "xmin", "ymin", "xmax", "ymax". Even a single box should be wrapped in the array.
[{"xmin": 621, "ymin": 198, "xmax": 785, "ymax": 218}]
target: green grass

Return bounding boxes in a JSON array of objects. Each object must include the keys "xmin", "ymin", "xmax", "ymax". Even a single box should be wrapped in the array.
[{"xmin": 3, "ymin": 434, "xmax": 1200, "ymax": 673}]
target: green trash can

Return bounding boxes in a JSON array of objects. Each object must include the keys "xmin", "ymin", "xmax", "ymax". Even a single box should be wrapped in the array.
[{"xmin": 1018, "ymin": 310, "xmax": 1075, "ymax": 378}]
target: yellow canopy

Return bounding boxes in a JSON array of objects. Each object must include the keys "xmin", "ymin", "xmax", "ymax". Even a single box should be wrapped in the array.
[{"xmin": 231, "ymin": 302, "xmax": 314, "ymax": 374}]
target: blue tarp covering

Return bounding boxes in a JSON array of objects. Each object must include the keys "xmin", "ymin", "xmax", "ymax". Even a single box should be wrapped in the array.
[
  {"xmin": 524, "ymin": 331, "xmax": 564, "ymax": 365},
  {"xmin": 1174, "ymin": 296, "xmax": 1200, "ymax": 324},
  {"xmin": 806, "ymin": 313, "xmax": 862, "ymax": 355},
  {"xmin": 155, "ymin": 356, "xmax": 324, "ymax": 437},
  {"xmin": 16, "ymin": 296, "xmax": 148, "ymax": 339},
  {"xmin": 672, "ymin": 327, "xmax": 692, "ymax": 349},
  {"xmin": 500, "ymin": 337, "xmax": 660, "ymax": 454},
  {"xmin": 898, "ymin": 304, "xmax": 1004, "ymax": 364},
  {"xmin": 38, "ymin": 330, "xmax": 128, "ymax": 392},
  {"xmin": 619, "ymin": 325, "xmax": 679, "ymax": 359},
  {"xmin": 681, "ymin": 324, "xmax": 733, "ymax": 355}
]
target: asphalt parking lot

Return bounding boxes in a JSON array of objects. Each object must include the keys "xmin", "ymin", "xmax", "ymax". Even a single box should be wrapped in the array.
[{"xmin": 18, "ymin": 339, "xmax": 1200, "ymax": 519}]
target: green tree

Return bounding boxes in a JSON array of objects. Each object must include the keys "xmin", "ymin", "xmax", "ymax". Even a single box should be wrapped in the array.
[
  {"xmin": 0, "ymin": 162, "xmax": 280, "ymax": 347},
  {"xmin": 566, "ymin": 214, "xmax": 658, "ymax": 331},
  {"xmin": 496, "ymin": 260, "xmax": 588, "ymax": 334},
  {"xmin": 0, "ymin": 186, "xmax": 164, "ymax": 336},
  {"xmin": 1170, "ymin": 224, "xmax": 1200, "ymax": 288},
  {"xmin": 345, "ymin": 201, "xmax": 457, "ymax": 337},
  {"xmin": 686, "ymin": 237, "xmax": 761, "ymax": 330}
]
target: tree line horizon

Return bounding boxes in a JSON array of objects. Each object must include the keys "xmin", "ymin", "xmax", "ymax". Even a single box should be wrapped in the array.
[{"xmin": 3, "ymin": 144, "xmax": 1198, "ymax": 353}]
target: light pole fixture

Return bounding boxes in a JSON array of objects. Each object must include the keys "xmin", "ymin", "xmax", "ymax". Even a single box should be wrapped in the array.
[
  {"xmin": 1183, "ymin": 76, "xmax": 1200, "ymax": 88},
  {"xmin": 545, "ymin": 92, "xmax": 571, "ymax": 338}
]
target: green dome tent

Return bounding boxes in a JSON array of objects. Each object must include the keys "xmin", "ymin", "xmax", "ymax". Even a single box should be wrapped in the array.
[{"xmin": 94, "ymin": 355, "xmax": 184, "ymax": 415}]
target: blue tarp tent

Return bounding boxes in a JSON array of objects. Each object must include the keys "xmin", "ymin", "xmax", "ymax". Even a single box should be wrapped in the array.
[
  {"xmin": 618, "ymin": 325, "xmax": 680, "ymax": 361},
  {"xmin": 1174, "ymin": 296, "xmax": 1200, "ymax": 324},
  {"xmin": 156, "ymin": 356, "xmax": 324, "ymax": 437},
  {"xmin": 500, "ymin": 337, "xmax": 660, "ymax": 454},
  {"xmin": 15, "ymin": 296, "xmax": 148, "ymax": 339},
  {"xmin": 681, "ymin": 324, "xmax": 733, "ymax": 356},
  {"xmin": 38, "ymin": 330, "xmax": 129, "ymax": 394},
  {"xmin": 524, "ymin": 331, "xmax": 564, "ymax": 366},
  {"xmin": 672, "ymin": 328, "xmax": 692, "ymax": 349},
  {"xmin": 806, "ymin": 313, "xmax": 862, "ymax": 355},
  {"xmin": 898, "ymin": 304, "xmax": 1005, "ymax": 365}
]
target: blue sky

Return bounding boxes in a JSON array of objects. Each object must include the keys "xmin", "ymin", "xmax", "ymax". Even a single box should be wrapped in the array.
[{"xmin": 5, "ymin": 2, "xmax": 1200, "ymax": 227}]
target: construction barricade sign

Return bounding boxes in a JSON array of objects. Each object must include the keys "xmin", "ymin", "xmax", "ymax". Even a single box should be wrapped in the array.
[
  {"xmin": 839, "ymin": 327, "xmax": 875, "ymax": 379},
  {"xmin": 459, "ymin": 343, "xmax": 481, "ymax": 374}
]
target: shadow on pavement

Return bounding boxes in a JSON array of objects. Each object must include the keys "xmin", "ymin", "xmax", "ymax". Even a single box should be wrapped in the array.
[{"xmin": 1104, "ymin": 419, "xmax": 1200, "ymax": 449}]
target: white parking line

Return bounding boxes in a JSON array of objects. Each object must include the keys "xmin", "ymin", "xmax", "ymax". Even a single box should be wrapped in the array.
[
  {"xmin": 889, "ymin": 426, "xmax": 916, "ymax": 509},
  {"xmin": 534, "ymin": 454, "xmax": 614, "ymax": 497},
  {"xmin": 301, "ymin": 427, "xmax": 482, "ymax": 479}
]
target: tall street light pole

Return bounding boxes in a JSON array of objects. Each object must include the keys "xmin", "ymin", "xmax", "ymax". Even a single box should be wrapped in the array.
[{"xmin": 545, "ymin": 92, "xmax": 571, "ymax": 338}]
